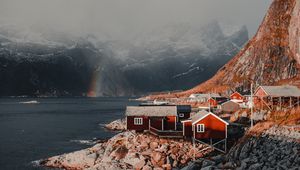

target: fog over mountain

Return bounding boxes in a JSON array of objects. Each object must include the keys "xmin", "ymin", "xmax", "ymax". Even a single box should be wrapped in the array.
[
  {"xmin": 0, "ymin": 0, "xmax": 271, "ymax": 39},
  {"xmin": 0, "ymin": 0, "xmax": 272, "ymax": 96}
]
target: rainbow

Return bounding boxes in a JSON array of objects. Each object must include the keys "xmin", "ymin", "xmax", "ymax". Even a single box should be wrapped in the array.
[{"xmin": 87, "ymin": 71, "xmax": 99, "ymax": 97}]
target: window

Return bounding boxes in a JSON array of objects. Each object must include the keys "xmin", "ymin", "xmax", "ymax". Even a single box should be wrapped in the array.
[
  {"xmin": 197, "ymin": 124, "xmax": 205, "ymax": 133},
  {"xmin": 134, "ymin": 118, "xmax": 143, "ymax": 125},
  {"xmin": 179, "ymin": 113, "xmax": 185, "ymax": 118}
]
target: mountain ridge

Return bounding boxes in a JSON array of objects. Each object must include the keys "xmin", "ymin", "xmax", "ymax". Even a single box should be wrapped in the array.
[
  {"xmin": 147, "ymin": 0, "xmax": 300, "ymax": 99},
  {"xmin": 0, "ymin": 21, "xmax": 248, "ymax": 97}
]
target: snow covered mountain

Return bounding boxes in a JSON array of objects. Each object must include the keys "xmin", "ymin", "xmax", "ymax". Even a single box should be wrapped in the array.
[
  {"xmin": 0, "ymin": 29, "xmax": 133, "ymax": 96},
  {"xmin": 117, "ymin": 21, "xmax": 249, "ymax": 93},
  {"xmin": 0, "ymin": 21, "xmax": 248, "ymax": 96}
]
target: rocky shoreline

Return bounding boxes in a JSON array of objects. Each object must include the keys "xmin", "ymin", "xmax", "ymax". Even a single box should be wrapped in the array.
[
  {"xmin": 185, "ymin": 124, "xmax": 300, "ymax": 170},
  {"xmin": 41, "ymin": 119, "xmax": 300, "ymax": 170},
  {"xmin": 41, "ymin": 131, "xmax": 213, "ymax": 170}
]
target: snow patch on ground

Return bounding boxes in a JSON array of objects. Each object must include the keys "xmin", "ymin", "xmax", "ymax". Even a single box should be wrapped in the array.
[
  {"xmin": 19, "ymin": 100, "xmax": 40, "ymax": 104},
  {"xmin": 172, "ymin": 67, "xmax": 202, "ymax": 78}
]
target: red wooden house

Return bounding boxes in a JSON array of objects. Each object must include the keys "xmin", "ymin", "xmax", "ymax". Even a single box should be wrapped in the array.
[
  {"xmin": 125, "ymin": 106, "xmax": 178, "ymax": 132},
  {"xmin": 230, "ymin": 92, "xmax": 244, "ymax": 103},
  {"xmin": 182, "ymin": 110, "xmax": 229, "ymax": 139},
  {"xmin": 255, "ymin": 85, "xmax": 300, "ymax": 98},
  {"xmin": 254, "ymin": 85, "xmax": 300, "ymax": 109}
]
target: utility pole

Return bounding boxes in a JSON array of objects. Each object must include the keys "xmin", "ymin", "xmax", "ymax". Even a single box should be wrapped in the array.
[
  {"xmin": 250, "ymin": 83, "xmax": 254, "ymax": 127},
  {"xmin": 209, "ymin": 93, "xmax": 211, "ymax": 112},
  {"xmin": 193, "ymin": 138, "xmax": 196, "ymax": 161}
]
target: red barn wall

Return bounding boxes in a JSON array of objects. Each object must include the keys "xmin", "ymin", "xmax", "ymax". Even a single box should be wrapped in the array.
[
  {"xmin": 150, "ymin": 118, "xmax": 163, "ymax": 130},
  {"xmin": 194, "ymin": 114, "xmax": 226, "ymax": 139},
  {"xmin": 127, "ymin": 116, "xmax": 149, "ymax": 132},
  {"xmin": 183, "ymin": 121, "xmax": 192, "ymax": 137},
  {"xmin": 165, "ymin": 116, "xmax": 176, "ymax": 130},
  {"xmin": 208, "ymin": 99, "xmax": 217, "ymax": 107},
  {"xmin": 230, "ymin": 92, "xmax": 244, "ymax": 100},
  {"xmin": 255, "ymin": 87, "xmax": 267, "ymax": 97}
]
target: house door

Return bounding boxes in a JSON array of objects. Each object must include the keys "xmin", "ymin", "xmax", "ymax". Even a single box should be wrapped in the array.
[{"xmin": 163, "ymin": 118, "xmax": 167, "ymax": 130}]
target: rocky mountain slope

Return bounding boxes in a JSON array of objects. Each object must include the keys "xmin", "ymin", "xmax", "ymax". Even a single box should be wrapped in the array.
[{"xmin": 148, "ymin": 0, "xmax": 300, "ymax": 99}]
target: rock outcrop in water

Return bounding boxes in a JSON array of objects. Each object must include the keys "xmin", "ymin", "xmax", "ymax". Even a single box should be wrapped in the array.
[
  {"xmin": 42, "ymin": 132, "xmax": 213, "ymax": 170},
  {"xmin": 105, "ymin": 119, "xmax": 126, "ymax": 131}
]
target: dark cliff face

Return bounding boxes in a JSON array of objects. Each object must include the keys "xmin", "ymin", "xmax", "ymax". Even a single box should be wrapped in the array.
[
  {"xmin": 180, "ymin": 0, "xmax": 300, "ymax": 96},
  {"xmin": 0, "ymin": 39, "xmax": 133, "ymax": 97}
]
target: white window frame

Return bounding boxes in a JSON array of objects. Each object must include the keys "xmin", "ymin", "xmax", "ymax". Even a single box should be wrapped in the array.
[
  {"xmin": 178, "ymin": 113, "xmax": 185, "ymax": 118},
  {"xmin": 197, "ymin": 124, "xmax": 205, "ymax": 133},
  {"xmin": 134, "ymin": 118, "xmax": 143, "ymax": 125}
]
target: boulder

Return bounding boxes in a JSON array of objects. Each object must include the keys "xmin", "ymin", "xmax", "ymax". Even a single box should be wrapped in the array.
[
  {"xmin": 152, "ymin": 152, "xmax": 162, "ymax": 162},
  {"xmin": 43, "ymin": 149, "xmax": 98, "ymax": 169},
  {"xmin": 201, "ymin": 160, "xmax": 214, "ymax": 168},
  {"xmin": 105, "ymin": 119, "xmax": 126, "ymax": 131},
  {"xmin": 248, "ymin": 163, "xmax": 263, "ymax": 170},
  {"xmin": 142, "ymin": 165, "xmax": 152, "ymax": 170},
  {"xmin": 162, "ymin": 164, "xmax": 172, "ymax": 170},
  {"xmin": 141, "ymin": 149, "xmax": 153, "ymax": 157},
  {"xmin": 123, "ymin": 153, "xmax": 145, "ymax": 169},
  {"xmin": 111, "ymin": 145, "xmax": 128, "ymax": 160},
  {"xmin": 151, "ymin": 152, "xmax": 166, "ymax": 167},
  {"xmin": 150, "ymin": 142, "xmax": 159, "ymax": 149}
]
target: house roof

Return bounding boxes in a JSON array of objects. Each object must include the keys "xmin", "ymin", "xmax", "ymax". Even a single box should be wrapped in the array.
[
  {"xmin": 177, "ymin": 105, "xmax": 191, "ymax": 113},
  {"xmin": 257, "ymin": 85, "xmax": 300, "ymax": 97},
  {"xmin": 230, "ymin": 92, "xmax": 243, "ymax": 97},
  {"xmin": 137, "ymin": 104, "xmax": 191, "ymax": 113},
  {"xmin": 188, "ymin": 110, "xmax": 229, "ymax": 125},
  {"xmin": 210, "ymin": 97, "xmax": 229, "ymax": 105},
  {"xmin": 125, "ymin": 106, "xmax": 177, "ymax": 117},
  {"xmin": 210, "ymin": 97, "xmax": 229, "ymax": 101},
  {"xmin": 221, "ymin": 100, "xmax": 240, "ymax": 106},
  {"xmin": 191, "ymin": 110, "xmax": 210, "ymax": 123}
]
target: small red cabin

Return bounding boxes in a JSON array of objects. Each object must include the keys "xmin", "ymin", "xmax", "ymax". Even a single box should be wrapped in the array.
[
  {"xmin": 125, "ymin": 106, "xmax": 178, "ymax": 132},
  {"xmin": 254, "ymin": 85, "xmax": 300, "ymax": 106},
  {"xmin": 182, "ymin": 110, "xmax": 228, "ymax": 139},
  {"xmin": 230, "ymin": 92, "xmax": 244, "ymax": 103},
  {"xmin": 254, "ymin": 86, "xmax": 269, "ymax": 97},
  {"xmin": 208, "ymin": 98, "xmax": 218, "ymax": 107}
]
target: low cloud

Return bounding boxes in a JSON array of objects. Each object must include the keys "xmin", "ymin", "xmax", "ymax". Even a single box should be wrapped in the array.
[{"xmin": 0, "ymin": 0, "xmax": 272, "ymax": 39}]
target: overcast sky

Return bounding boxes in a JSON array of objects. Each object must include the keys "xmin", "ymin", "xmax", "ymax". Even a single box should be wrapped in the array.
[{"xmin": 0, "ymin": 0, "xmax": 272, "ymax": 39}]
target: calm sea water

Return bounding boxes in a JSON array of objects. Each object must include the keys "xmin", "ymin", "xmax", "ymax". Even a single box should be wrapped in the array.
[{"xmin": 0, "ymin": 97, "xmax": 139, "ymax": 170}]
